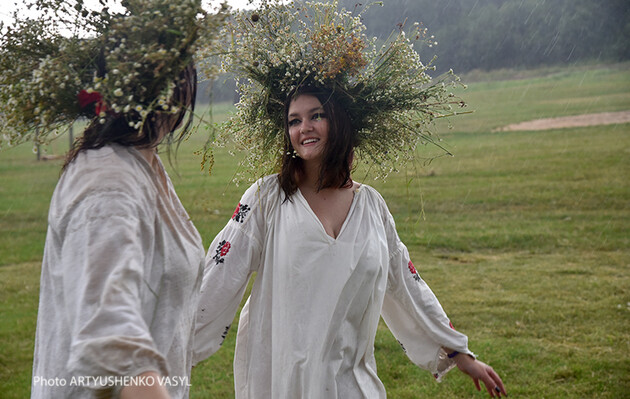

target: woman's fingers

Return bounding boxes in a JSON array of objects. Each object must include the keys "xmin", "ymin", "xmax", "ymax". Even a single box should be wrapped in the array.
[
  {"xmin": 456, "ymin": 356, "xmax": 507, "ymax": 397},
  {"xmin": 479, "ymin": 364, "xmax": 507, "ymax": 397},
  {"xmin": 488, "ymin": 366, "xmax": 507, "ymax": 397}
]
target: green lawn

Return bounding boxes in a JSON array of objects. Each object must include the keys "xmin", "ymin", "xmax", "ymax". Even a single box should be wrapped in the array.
[{"xmin": 1, "ymin": 63, "xmax": 629, "ymax": 398}]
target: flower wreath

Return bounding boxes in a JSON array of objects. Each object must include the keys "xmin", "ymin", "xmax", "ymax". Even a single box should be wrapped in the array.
[
  {"xmin": 204, "ymin": 0, "xmax": 465, "ymax": 182},
  {"xmin": 0, "ymin": 0, "xmax": 227, "ymax": 149}
]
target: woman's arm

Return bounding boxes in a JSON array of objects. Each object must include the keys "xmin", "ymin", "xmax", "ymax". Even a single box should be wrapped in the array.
[
  {"xmin": 61, "ymin": 190, "xmax": 170, "ymax": 381},
  {"xmin": 375, "ymin": 188, "xmax": 507, "ymax": 394},
  {"xmin": 193, "ymin": 181, "xmax": 267, "ymax": 364},
  {"xmin": 381, "ymin": 243, "xmax": 473, "ymax": 379}
]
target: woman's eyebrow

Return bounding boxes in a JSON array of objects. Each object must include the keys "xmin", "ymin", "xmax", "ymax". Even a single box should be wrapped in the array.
[{"xmin": 288, "ymin": 106, "xmax": 324, "ymax": 118}]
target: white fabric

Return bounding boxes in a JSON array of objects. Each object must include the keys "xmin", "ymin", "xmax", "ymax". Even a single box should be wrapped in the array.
[
  {"xmin": 194, "ymin": 175, "xmax": 474, "ymax": 398},
  {"xmin": 31, "ymin": 144, "xmax": 204, "ymax": 398}
]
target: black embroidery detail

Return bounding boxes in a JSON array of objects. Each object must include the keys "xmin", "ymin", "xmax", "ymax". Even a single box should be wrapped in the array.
[
  {"xmin": 232, "ymin": 202, "xmax": 251, "ymax": 223},
  {"xmin": 397, "ymin": 339, "xmax": 407, "ymax": 353},
  {"xmin": 212, "ymin": 240, "xmax": 231, "ymax": 265},
  {"xmin": 408, "ymin": 260, "xmax": 421, "ymax": 282},
  {"xmin": 220, "ymin": 325, "xmax": 231, "ymax": 346}
]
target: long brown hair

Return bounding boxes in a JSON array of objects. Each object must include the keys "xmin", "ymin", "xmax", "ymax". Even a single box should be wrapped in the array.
[
  {"xmin": 63, "ymin": 63, "xmax": 197, "ymax": 170},
  {"xmin": 278, "ymin": 86, "xmax": 357, "ymax": 199}
]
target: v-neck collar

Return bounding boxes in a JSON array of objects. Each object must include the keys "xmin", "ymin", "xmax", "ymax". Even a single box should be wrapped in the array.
[{"xmin": 295, "ymin": 185, "xmax": 362, "ymax": 242}]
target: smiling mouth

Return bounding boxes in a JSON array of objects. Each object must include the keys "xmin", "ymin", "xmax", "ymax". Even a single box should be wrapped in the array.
[{"xmin": 302, "ymin": 138, "xmax": 319, "ymax": 145}]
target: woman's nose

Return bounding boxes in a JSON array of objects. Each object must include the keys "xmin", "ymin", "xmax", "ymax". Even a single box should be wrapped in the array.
[{"xmin": 300, "ymin": 120, "xmax": 313, "ymax": 133}]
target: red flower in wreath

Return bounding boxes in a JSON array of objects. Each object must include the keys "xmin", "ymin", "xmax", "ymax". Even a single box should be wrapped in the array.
[{"xmin": 77, "ymin": 89, "xmax": 108, "ymax": 115}]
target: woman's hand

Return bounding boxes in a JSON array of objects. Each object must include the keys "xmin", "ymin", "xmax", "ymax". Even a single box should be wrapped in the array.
[{"xmin": 453, "ymin": 354, "xmax": 507, "ymax": 397}]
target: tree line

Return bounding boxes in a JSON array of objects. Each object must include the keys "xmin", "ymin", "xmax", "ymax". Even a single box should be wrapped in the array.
[
  {"xmin": 340, "ymin": 0, "xmax": 629, "ymax": 73},
  {"xmin": 202, "ymin": 0, "xmax": 629, "ymax": 103}
]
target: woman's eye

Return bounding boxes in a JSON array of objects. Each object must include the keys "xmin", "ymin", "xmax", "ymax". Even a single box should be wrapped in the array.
[
  {"xmin": 288, "ymin": 119, "xmax": 300, "ymax": 127},
  {"xmin": 313, "ymin": 113, "xmax": 326, "ymax": 121}
]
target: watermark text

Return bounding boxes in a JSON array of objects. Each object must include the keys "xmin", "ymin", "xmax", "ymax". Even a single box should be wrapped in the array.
[{"xmin": 32, "ymin": 375, "xmax": 191, "ymax": 387}]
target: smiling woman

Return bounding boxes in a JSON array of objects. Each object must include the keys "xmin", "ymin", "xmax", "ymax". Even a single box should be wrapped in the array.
[
  {"xmin": 193, "ymin": 85, "xmax": 508, "ymax": 399},
  {"xmin": 191, "ymin": 1, "xmax": 508, "ymax": 398},
  {"xmin": 281, "ymin": 86, "xmax": 355, "ymax": 198},
  {"xmin": 287, "ymin": 95, "xmax": 329, "ymax": 162}
]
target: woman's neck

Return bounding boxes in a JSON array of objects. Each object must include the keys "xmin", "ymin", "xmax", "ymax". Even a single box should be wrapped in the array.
[
  {"xmin": 298, "ymin": 161, "xmax": 356, "ymax": 194},
  {"xmin": 137, "ymin": 146, "xmax": 158, "ymax": 165},
  {"xmin": 298, "ymin": 160, "xmax": 322, "ymax": 191}
]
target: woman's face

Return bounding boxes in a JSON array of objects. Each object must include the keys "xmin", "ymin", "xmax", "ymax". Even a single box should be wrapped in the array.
[{"xmin": 287, "ymin": 94, "xmax": 329, "ymax": 165}]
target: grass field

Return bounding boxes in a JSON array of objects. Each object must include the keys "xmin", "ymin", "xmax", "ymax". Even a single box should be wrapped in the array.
[{"xmin": 1, "ymin": 63, "xmax": 629, "ymax": 398}]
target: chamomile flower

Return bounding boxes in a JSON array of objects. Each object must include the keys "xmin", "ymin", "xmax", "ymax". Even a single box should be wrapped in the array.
[
  {"xmin": 201, "ymin": 0, "xmax": 463, "ymax": 184},
  {"xmin": 0, "ymin": 0, "xmax": 227, "ymax": 149}
]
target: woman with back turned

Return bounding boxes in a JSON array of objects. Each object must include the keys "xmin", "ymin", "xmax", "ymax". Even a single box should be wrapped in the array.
[{"xmin": 0, "ymin": 1, "xmax": 226, "ymax": 397}]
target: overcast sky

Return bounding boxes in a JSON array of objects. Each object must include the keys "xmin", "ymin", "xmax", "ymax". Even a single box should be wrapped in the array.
[{"xmin": 0, "ymin": 0, "xmax": 260, "ymax": 28}]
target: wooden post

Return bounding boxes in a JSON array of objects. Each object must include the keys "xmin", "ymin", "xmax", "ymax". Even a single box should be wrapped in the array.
[{"xmin": 35, "ymin": 128, "xmax": 41, "ymax": 161}]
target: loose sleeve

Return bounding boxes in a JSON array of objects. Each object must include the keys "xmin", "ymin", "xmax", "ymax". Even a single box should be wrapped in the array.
[
  {"xmin": 379, "ymin": 201, "xmax": 474, "ymax": 381},
  {"xmin": 193, "ymin": 180, "xmax": 267, "ymax": 364},
  {"xmin": 62, "ymin": 189, "xmax": 169, "ymax": 383}
]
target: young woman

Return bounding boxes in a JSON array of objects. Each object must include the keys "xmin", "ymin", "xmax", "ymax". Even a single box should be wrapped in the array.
[
  {"xmin": 30, "ymin": 63, "xmax": 204, "ymax": 399},
  {"xmin": 9, "ymin": 1, "xmax": 228, "ymax": 396},
  {"xmin": 193, "ymin": 86, "xmax": 508, "ymax": 398}
]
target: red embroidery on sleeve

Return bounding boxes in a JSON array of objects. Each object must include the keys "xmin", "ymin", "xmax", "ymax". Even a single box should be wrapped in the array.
[
  {"xmin": 232, "ymin": 203, "xmax": 241, "ymax": 219},
  {"xmin": 231, "ymin": 203, "xmax": 251, "ymax": 223},
  {"xmin": 212, "ymin": 240, "xmax": 231, "ymax": 265},
  {"xmin": 220, "ymin": 241, "xmax": 231, "ymax": 256},
  {"xmin": 408, "ymin": 260, "xmax": 421, "ymax": 282}
]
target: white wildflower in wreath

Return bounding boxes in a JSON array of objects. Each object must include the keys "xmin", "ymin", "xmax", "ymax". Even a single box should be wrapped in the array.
[
  {"xmin": 0, "ymin": 0, "xmax": 228, "ymax": 149},
  {"xmin": 198, "ymin": 0, "xmax": 466, "ymax": 183}
]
